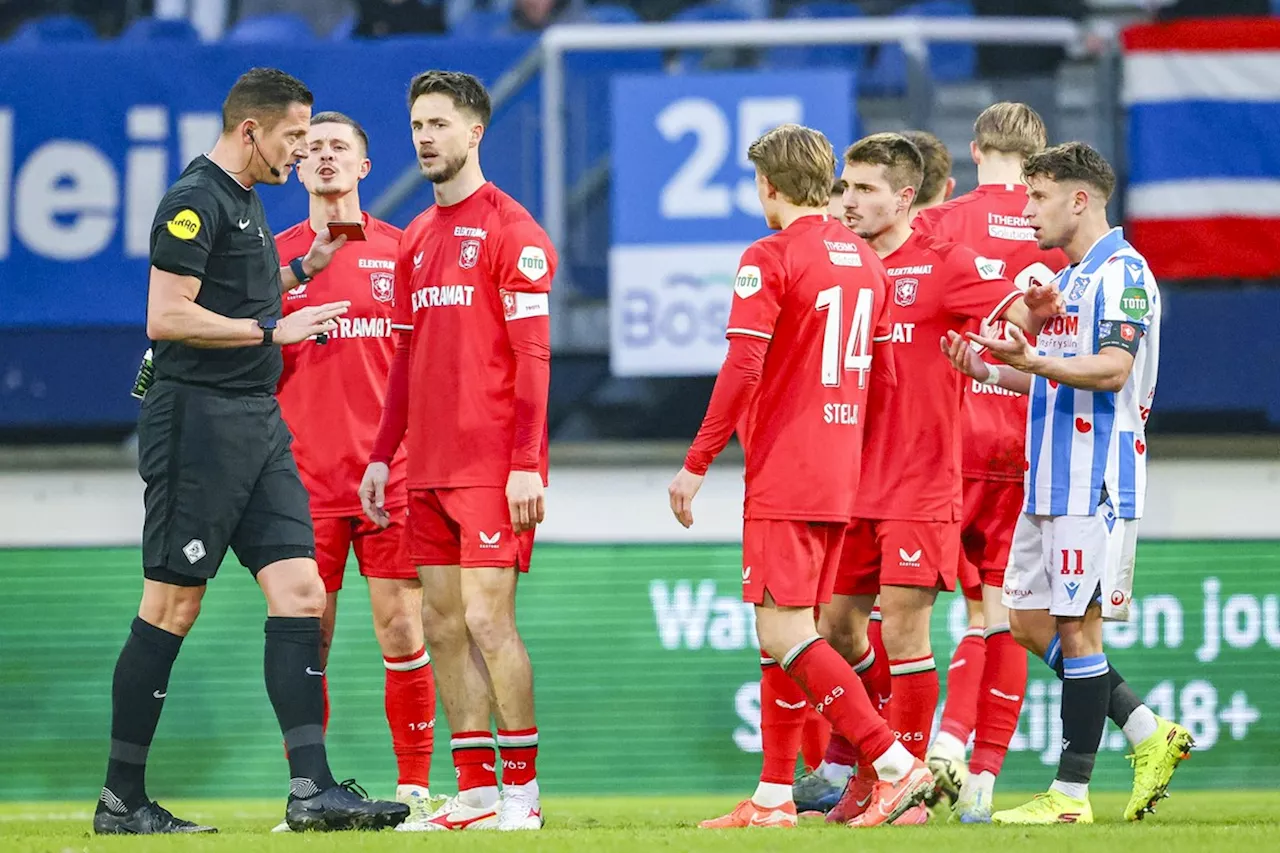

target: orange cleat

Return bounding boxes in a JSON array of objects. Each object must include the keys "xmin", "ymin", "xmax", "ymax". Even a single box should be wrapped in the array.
[
  {"xmin": 891, "ymin": 804, "xmax": 931, "ymax": 825},
  {"xmin": 847, "ymin": 761, "xmax": 935, "ymax": 827},
  {"xmin": 699, "ymin": 799, "xmax": 798, "ymax": 829},
  {"xmin": 827, "ymin": 773, "xmax": 876, "ymax": 823}
]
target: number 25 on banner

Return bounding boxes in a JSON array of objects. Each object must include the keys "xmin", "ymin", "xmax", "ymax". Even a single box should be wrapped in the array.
[{"xmin": 657, "ymin": 96, "xmax": 801, "ymax": 220}]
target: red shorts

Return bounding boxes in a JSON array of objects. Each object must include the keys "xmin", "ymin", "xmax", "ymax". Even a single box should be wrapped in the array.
[
  {"xmin": 835, "ymin": 518, "xmax": 961, "ymax": 596},
  {"xmin": 406, "ymin": 487, "xmax": 533, "ymax": 571},
  {"xmin": 741, "ymin": 519, "xmax": 846, "ymax": 607},
  {"xmin": 314, "ymin": 510, "xmax": 415, "ymax": 594},
  {"xmin": 959, "ymin": 478, "xmax": 1023, "ymax": 590}
]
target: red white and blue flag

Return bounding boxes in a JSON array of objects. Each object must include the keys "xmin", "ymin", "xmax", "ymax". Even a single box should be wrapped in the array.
[{"xmin": 1122, "ymin": 18, "xmax": 1280, "ymax": 279}]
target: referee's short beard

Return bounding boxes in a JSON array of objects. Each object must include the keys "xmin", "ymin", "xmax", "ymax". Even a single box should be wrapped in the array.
[{"xmin": 424, "ymin": 150, "xmax": 469, "ymax": 185}]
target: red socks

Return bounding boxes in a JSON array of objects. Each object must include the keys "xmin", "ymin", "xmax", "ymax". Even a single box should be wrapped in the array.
[
  {"xmin": 970, "ymin": 626, "xmax": 1028, "ymax": 775},
  {"xmin": 451, "ymin": 731, "xmax": 498, "ymax": 792},
  {"xmin": 383, "ymin": 648, "xmax": 435, "ymax": 787},
  {"xmin": 938, "ymin": 629, "xmax": 986, "ymax": 743},
  {"xmin": 888, "ymin": 655, "xmax": 939, "ymax": 760},
  {"xmin": 849, "ymin": 637, "xmax": 890, "ymax": 717},
  {"xmin": 497, "ymin": 727, "xmax": 539, "ymax": 787},
  {"xmin": 801, "ymin": 707, "xmax": 831, "ymax": 772},
  {"xmin": 822, "ymin": 732, "xmax": 859, "ymax": 768},
  {"xmin": 760, "ymin": 657, "xmax": 807, "ymax": 784},
  {"xmin": 782, "ymin": 638, "xmax": 896, "ymax": 765}
]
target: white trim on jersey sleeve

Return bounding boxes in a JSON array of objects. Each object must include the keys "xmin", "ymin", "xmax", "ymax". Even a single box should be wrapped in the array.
[
  {"xmin": 873, "ymin": 333, "xmax": 893, "ymax": 343},
  {"xmin": 725, "ymin": 327, "xmax": 773, "ymax": 341},
  {"xmin": 983, "ymin": 289, "xmax": 1023, "ymax": 329},
  {"xmin": 391, "ymin": 323, "xmax": 414, "ymax": 332}
]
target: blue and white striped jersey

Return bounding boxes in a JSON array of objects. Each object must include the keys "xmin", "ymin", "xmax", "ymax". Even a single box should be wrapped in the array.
[{"xmin": 1025, "ymin": 228, "xmax": 1160, "ymax": 519}]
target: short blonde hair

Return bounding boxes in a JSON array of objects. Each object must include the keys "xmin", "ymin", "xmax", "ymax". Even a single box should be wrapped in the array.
[
  {"xmin": 747, "ymin": 123, "xmax": 836, "ymax": 209},
  {"xmin": 973, "ymin": 102, "xmax": 1047, "ymax": 159},
  {"xmin": 843, "ymin": 132, "xmax": 924, "ymax": 193}
]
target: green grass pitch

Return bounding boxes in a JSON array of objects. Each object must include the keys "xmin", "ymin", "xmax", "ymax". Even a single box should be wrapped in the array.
[{"xmin": 2, "ymin": 792, "xmax": 1275, "ymax": 852}]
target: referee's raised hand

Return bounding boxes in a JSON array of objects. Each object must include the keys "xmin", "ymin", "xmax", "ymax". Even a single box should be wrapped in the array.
[{"xmin": 276, "ymin": 300, "xmax": 351, "ymax": 345}]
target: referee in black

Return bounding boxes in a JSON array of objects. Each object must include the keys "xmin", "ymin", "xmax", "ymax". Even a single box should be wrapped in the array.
[{"xmin": 94, "ymin": 68, "xmax": 409, "ymax": 835}]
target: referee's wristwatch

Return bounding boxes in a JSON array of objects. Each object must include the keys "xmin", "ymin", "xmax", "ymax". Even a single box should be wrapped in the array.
[
  {"xmin": 289, "ymin": 256, "xmax": 313, "ymax": 286},
  {"xmin": 258, "ymin": 316, "xmax": 278, "ymax": 346}
]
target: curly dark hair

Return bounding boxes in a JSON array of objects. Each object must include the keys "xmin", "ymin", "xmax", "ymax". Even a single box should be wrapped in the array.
[{"xmin": 1023, "ymin": 142, "xmax": 1116, "ymax": 202}]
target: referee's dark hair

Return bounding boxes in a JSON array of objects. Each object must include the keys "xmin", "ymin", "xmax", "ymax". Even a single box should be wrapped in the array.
[
  {"xmin": 222, "ymin": 67, "xmax": 315, "ymax": 133},
  {"xmin": 408, "ymin": 70, "xmax": 492, "ymax": 128},
  {"xmin": 311, "ymin": 111, "xmax": 370, "ymax": 155}
]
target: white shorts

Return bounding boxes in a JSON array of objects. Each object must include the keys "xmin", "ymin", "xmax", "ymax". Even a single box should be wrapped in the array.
[{"xmin": 1001, "ymin": 507, "xmax": 1137, "ymax": 622}]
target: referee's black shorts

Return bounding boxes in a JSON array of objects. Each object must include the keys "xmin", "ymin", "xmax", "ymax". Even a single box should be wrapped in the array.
[{"xmin": 138, "ymin": 381, "xmax": 315, "ymax": 586}]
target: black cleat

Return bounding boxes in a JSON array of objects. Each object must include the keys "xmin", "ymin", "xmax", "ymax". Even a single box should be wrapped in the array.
[
  {"xmin": 93, "ymin": 800, "xmax": 218, "ymax": 834},
  {"xmin": 285, "ymin": 779, "xmax": 409, "ymax": 832}
]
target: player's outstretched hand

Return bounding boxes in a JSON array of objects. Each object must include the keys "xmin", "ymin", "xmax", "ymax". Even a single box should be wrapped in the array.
[
  {"xmin": 303, "ymin": 228, "xmax": 348, "ymax": 276},
  {"xmin": 359, "ymin": 462, "xmax": 392, "ymax": 528},
  {"xmin": 940, "ymin": 330, "xmax": 989, "ymax": 379},
  {"xmin": 668, "ymin": 467, "xmax": 704, "ymax": 529},
  {"xmin": 967, "ymin": 324, "xmax": 1037, "ymax": 371},
  {"xmin": 1023, "ymin": 283, "xmax": 1065, "ymax": 323},
  {"xmin": 507, "ymin": 470, "xmax": 545, "ymax": 534},
  {"xmin": 276, "ymin": 301, "xmax": 351, "ymax": 345}
]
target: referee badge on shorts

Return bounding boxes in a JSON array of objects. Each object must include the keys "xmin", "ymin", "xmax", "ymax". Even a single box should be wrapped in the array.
[{"xmin": 182, "ymin": 539, "xmax": 206, "ymax": 564}]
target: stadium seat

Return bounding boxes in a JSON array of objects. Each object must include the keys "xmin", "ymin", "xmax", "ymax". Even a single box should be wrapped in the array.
[
  {"xmin": 450, "ymin": 9, "xmax": 511, "ymax": 38},
  {"xmin": 9, "ymin": 15, "xmax": 96, "ymax": 44},
  {"xmin": 862, "ymin": 0, "xmax": 976, "ymax": 95},
  {"xmin": 119, "ymin": 17, "xmax": 201, "ymax": 43},
  {"xmin": 582, "ymin": 4, "xmax": 642, "ymax": 24},
  {"xmin": 669, "ymin": 1, "xmax": 758, "ymax": 71},
  {"xmin": 225, "ymin": 12, "xmax": 315, "ymax": 43},
  {"xmin": 764, "ymin": 2, "xmax": 865, "ymax": 71}
]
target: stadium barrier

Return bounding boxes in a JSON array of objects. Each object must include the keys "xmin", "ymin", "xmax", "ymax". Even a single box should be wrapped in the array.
[{"xmin": 0, "ymin": 461, "xmax": 1276, "ymax": 800}]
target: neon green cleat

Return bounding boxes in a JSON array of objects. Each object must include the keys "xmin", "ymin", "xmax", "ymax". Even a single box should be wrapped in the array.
[
  {"xmin": 991, "ymin": 790, "xmax": 1092, "ymax": 825},
  {"xmin": 1124, "ymin": 717, "xmax": 1194, "ymax": 821}
]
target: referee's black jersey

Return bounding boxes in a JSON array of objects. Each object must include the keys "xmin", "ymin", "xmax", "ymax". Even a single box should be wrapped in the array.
[{"xmin": 149, "ymin": 155, "xmax": 283, "ymax": 393}]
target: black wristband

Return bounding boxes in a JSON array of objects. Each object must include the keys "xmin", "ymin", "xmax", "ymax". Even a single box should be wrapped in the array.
[{"xmin": 290, "ymin": 256, "xmax": 312, "ymax": 285}]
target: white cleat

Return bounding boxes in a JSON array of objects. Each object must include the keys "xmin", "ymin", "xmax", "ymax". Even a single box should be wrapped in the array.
[
  {"xmin": 394, "ymin": 794, "xmax": 499, "ymax": 832},
  {"xmin": 498, "ymin": 791, "xmax": 544, "ymax": 831},
  {"xmin": 270, "ymin": 819, "xmax": 292, "ymax": 833},
  {"xmin": 926, "ymin": 735, "xmax": 969, "ymax": 812},
  {"xmin": 396, "ymin": 784, "xmax": 444, "ymax": 825}
]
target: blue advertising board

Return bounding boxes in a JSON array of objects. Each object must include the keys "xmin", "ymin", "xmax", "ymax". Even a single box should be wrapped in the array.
[
  {"xmin": 608, "ymin": 70, "xmax": 856, "ymax": 376},
  {"xmin": 0, "ymin": 36, "xmax": 534, "ymax": 330}
]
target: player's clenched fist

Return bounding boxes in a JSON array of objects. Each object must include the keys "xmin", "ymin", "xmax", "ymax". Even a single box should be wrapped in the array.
[
  {"xmin": 667, "ymin": 467, "xmax": 704, "ymax": 529},
  {"xmin": 358, "ymin": 461, "xmax": 391, "ymax": 528},
  {"xmin": 276, "ymin": 300, "xmax": 351, "ymax": 345}
]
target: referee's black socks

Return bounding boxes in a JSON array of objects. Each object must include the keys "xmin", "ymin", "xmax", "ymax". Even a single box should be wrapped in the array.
[
  {"xmin": 102, "ymin": 617, "xmax": 184, "ymax": 812},
  {"xmin": 264, "ymin": 616, "xmax": 337, "ymax": 796}
]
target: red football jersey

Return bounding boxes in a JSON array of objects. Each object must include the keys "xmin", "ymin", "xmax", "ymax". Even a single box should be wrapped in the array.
[
  {"xmin": 851, "ymin": 230, "xmax": 1022, "ymax": 522},
  {"xmin": 276, "ymin": 213, "xmax": 407, "ymax": 517},
  {"xmin": 916, "ymin": 185, "xmax": 1069, "ymax": 481},
  {"xmin": 726, "ymin": 216, "xmax": 894, "ymax": 522},
  {"xmin": 393, "ymin": 182, "xmax": 556, "ymax": 489}
]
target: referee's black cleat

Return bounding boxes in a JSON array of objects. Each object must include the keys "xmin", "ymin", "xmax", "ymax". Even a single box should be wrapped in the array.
[
  {"xmin": 93, "ymin": 800, "xmax": 218, "ymax": 834},
  {"xmin": 285, "ymin": 779, "xmax": 410, "ymax": 832}
]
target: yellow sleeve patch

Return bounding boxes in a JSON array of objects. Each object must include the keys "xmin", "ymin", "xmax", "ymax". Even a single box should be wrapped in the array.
[{"xmin": 166, "ymin": 209, "xmax": 202, "ymax": 240}]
